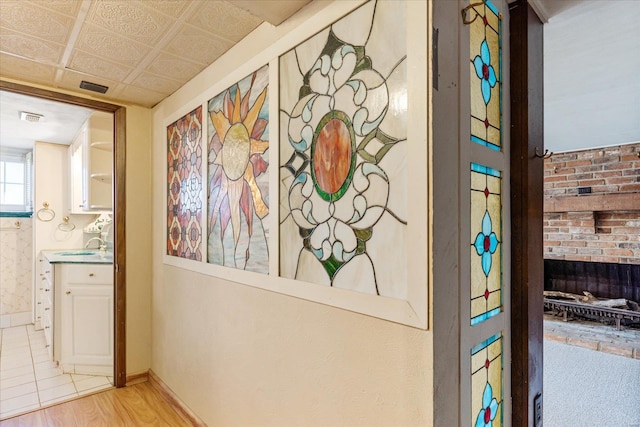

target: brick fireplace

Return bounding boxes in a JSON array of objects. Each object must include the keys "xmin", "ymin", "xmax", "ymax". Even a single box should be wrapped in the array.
[{"xmin": 543, "ymin": 143, "xmax": 640, "ymax": 304}]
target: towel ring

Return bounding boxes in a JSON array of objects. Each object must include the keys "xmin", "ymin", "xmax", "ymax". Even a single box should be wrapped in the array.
[
  {"xmin": 36, "ymin": 202, "xmax": 55, "ymax": 222},
  {"xmin": 57, "ymin": 216, "xmax": 76, "ymax": 232}
]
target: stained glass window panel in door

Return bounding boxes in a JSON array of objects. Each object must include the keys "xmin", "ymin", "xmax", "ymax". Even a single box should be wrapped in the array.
[
  {"xmin": 469, "ymin": 0, "xmax": 501, "ymax": 151},
  {"xmin": 471, "ymin": 333, "xmax": 503, "ymax": 427},
  {"xmin": 470, "ymin": 163, "xmax": 501, "ymax": 325},
  {"xmin": 167, "ymin": 107, "xmax": 204, "ymax": 261}
]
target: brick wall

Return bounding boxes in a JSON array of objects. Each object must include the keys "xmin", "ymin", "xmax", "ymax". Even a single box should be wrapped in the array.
[{"xmin": 543, "ymin": 143, "xmax": 640, "ymax": 264}]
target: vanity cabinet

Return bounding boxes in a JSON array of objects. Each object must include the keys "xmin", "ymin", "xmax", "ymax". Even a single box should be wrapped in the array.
[
  {"xmin": 68, "ymin": 111, "xmax": 113, "ymax": 213},
  {"xmin": 59, "ymin": 264, "xmax": 113, "ymax": 375}
]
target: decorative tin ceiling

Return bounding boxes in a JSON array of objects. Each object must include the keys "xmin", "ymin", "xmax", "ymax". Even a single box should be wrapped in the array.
[{"xmin": 0, "ymin": 0, "xmax": 310, "ymax": 108}]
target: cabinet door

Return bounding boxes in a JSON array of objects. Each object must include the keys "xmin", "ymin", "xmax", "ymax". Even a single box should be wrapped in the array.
[
  {"xmin": 68, "ymin": 125, "xmax": 87, "ymax": 213},
  {"xmin": 61, "ymin": 284, "xmax": 113, "ymax": 366}
]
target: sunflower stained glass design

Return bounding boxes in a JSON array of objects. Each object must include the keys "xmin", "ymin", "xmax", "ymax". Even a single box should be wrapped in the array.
[
  {"xmin": 471, "ymin": 333, "xmax": 503, "ymax": 427},
  {"xmin": 207, "ymin": 65, "xmax": 269, "ymax": 273},
  {"xmin": 279, "ymin": 0, "xmax": 408, "ymax": 297},
  {"xmin": 167, "ymin": 107, "xmax": 203, "ymax": 261},
  {"xmin": 471, "ymin": 163, "xmax": 502, "ymax": 325},
  {"xmin": 469, "ymin": 0, "xmax": 501, "ymax": 151}
]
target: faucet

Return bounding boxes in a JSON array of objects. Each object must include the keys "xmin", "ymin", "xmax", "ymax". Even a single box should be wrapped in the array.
[{"xmin": 85, "ymin": 236, "xmax": 107, "ymax": 253}]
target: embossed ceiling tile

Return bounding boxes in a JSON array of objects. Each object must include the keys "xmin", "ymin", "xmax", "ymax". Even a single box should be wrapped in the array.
[
  {"xmin": 0, "ymin": 1, "xmax": 74, "ymax": 45},
  {"xmin": 187, "ymin": 1, "xmax": 262, "ymax": 43},
  {"xmin": 113, "ymin": 84, "xmax": 166, "ymax": 108},
  {"xmin": 0, "ymin": 28, "xmax": 65, "ymax": 64},
  {"xmin": 130, "ymin": 72, "xmax": 182, "ymax": 95},
  {"xmin": 68, "ymin": 51, "xmax": 133, "ymax": 82},
  {"xmin": 0, "ymin": 53, "xmax": 57, "ymax": 86},
  {"xmin": 75, "ymin": 23, "xmax": 151, "ymax": 67},
  {"xmin": 130, "ymin": 0, "xmax": 190, "ymax": 17},
  {"xmin": 85, "ymin": 0, "xmax": 174, "ymax": 46},
  {"xmin": 27, "ymin": 0, "xmax": 82, "ymax": 17},
  {"xmin": 58, "ymin": 69, "xmax": 118, "ymax": 97},
  {"xmin": 146, "ymin": 52, "xmax": 205, "ymax": 82},
  {"xmin": 164, "ymin": 24, "xmax": 232, "ymax": 65}
]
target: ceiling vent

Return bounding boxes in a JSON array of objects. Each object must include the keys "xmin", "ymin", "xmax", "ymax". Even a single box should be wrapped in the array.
[
  {"xmin": 80, "ymin": 80, "xmax": 109, "ymax": 94},
  {"xmin": 19, "ymin": 111, "xmax": 43, "ymax": 122}
]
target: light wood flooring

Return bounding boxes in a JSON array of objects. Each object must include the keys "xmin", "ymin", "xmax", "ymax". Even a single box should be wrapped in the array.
[{"xmin": 0, "ymin": 381, "xmax": 195, "ymax": 426}]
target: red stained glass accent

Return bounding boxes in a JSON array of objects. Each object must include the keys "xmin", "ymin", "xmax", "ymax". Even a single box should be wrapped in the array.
[
  {"xmin": 484, "ymin": 289, "xmax": 490, "ymax": 300},
  {"xmin": 482, "ymin": 64, "xmax": 489, "ymax": 80},
  {"xmin": 484, "ymin": 407, "xmax": 492, "ymax": 423},
  {"xmin": 484, "ymin": 187, "xmax": 490, "ymax": 198},
  {"xmin": 485, "ymin": 358, "xmax": 491, "ymax": 369},
  {"xmin": 314, "ymin": 118, "xmax": 352, "ymax": 195},
  {"xmin": 484, "ymin": 235, "xmax": 491, "ymax": 252},
  {"xmin": 484, "ymin": 118, "xmax": 490, "ymax": 128},
  {"xmin": 483, "ymin": 16, "xmax": 488, "ymax": 26}
]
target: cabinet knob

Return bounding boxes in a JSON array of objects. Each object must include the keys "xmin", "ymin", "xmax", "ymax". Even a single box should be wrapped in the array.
[
  {"xmin": 45, "ymin": 307, "xmax": 50, "ymax": 311},
  {"xmin": 45, "ymin": 326, "xmax": 50, "ymax": 329},
  {"xmin": 89, "ymin": 273, "xmax": 94, "ymax": 277},
  {"xmin": 45, "ymin": 344, "xmax": 50, "ymax": 348},
  {"xmin": 45, "ymin": 289, "xmax": 50, "ymax": 292},
  {"xmin": 66, "ymin": 290, "xmax": 71, "ymax": 295}
]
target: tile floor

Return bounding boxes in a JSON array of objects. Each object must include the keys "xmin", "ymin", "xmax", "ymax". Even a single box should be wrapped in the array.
[{"xmin": 0, "ymin": 324, "xmax": 113, "ymax": 419}]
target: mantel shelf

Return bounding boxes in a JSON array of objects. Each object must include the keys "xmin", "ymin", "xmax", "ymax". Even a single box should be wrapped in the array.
[{"xmin": 544, "ymin": 193, "xmax": 639, "ymax": 213}]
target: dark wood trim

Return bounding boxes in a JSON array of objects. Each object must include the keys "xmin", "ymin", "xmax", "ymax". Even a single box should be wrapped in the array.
[
  {"xmin": 113, "ymin": 104, "xmax": 127, "ymax": 388},
  {"xmin": 0, "ymin": 79, "xmax": 127, "ymax": 389},
  {"xmin": 148, "ymin": 370, "xmax": 207, "ymax": 427},
  {"xmin": 508, "ymin": 2, "xmax": 544, "ymax": 426}
]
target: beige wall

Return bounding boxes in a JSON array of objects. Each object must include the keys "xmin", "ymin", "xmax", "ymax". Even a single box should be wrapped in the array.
[
  {"xmin": 0, "ymin": 77, "xmax": 153, "ymax": 377},
  {"xmin": 123, "ymin": 105, "xmax": 152, "ymax": 374},
  {"xmin": 151, "ymin": 1, "xmax": 434, "ymax": 425}
]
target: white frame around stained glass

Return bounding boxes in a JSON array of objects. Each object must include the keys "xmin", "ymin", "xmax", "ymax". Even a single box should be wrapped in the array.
[{"xmin": 162, "ymin": 0, "xmax": 429, "ymax": 329}]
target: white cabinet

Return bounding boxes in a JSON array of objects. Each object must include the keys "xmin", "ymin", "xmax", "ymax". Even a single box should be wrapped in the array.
[
  {"xmin": 59, "ymin": 264, "xmax": 113, "ymax": 375},
  {"xmin": 68, "ymin": 111, "xmax": 113, "ymax": 213}
]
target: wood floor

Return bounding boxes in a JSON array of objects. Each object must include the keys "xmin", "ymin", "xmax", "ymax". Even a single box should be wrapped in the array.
[{"xmin": 0, "ymin": 381, "xmax": 195, "ymax": 426}]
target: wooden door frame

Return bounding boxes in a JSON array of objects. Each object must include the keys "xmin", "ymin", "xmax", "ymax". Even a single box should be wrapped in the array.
[
  {"xmin": 508, "ymin": 1, "xmax": 544, "ymax": 425},
  {"xmin": 0, "ymin": 80, "xmax": 127, "ymax": 388}
]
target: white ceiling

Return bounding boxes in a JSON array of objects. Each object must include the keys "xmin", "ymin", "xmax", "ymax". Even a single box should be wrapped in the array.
[
  {"xmin": 0, "ymin": 90, "xmax": 93, "ymax": 150},
  {"xmin": 0, "ymin": 0, "xmax": 310, "ymax": 108},
  {"xmin": 0, "ymin": 0, "xmax": 310, "ymax": 151}
]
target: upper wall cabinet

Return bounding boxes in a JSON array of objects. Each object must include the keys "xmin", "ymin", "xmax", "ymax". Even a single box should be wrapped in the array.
[{"xmin": 68, "ymin": 112, "xmax": 113, "ymax": 213}]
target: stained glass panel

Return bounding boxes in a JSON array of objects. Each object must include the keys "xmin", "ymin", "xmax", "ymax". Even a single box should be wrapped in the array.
[
  {"xmin": 471, "ymin": 163, "xmax": 501, "ymax": 325},
  {"xmin": 167, "ymin": 106, "xmax": 203, "ymax": 261},
  {"xmin": 471, "ymin": 333, "xmax": 503, "ymax": 427},
  {"xmin": 469, "ymin": 0, "xmax": 501, "ymax": 151},
  {"xmin": 279, "ymin": 0, "xmax": 408, "ymax": 298},
  {"xmin": 207, "ymin": 65, "xmax": 269, "ymax": 273}
]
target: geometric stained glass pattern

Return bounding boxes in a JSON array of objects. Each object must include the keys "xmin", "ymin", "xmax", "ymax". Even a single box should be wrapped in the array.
[
  {"xmin": 471, "ymin": 333, "xmax": 503, "ymax": 427},
  {"xmin": 279, "ymin": 0, "xmax": 408, "ymax": 298},
  {"xmin": 207, "ymin": 65, "xmax": 269, "ymax": 273},
  {"xmin": 167, "ymin": 106, "xmax": 204, "ymax": 261},
  {"xmin": 471, "ymin": 163, "xmax": 501, "ymax": 325},
  {"xmin": 469, "ymin": 0, "xmax": 502, "ymax": 151}
]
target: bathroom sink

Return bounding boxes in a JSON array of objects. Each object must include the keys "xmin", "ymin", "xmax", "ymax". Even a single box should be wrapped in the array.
[
  {"xmin": 56, "ymin": 250, "xmax": 100, "ymax": 256},
  {"xmin": 43, "ymin": 249, "xmax": 113, "ymax": 264}
]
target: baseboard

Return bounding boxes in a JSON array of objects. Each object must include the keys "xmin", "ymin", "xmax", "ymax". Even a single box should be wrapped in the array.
[
  {"xmin": 126, "ymin": 370, "xmax": 149, "ymax": 386},
  {"xmin": 148, "ymin": 370, "xmax": 206, "ymax": 426}
]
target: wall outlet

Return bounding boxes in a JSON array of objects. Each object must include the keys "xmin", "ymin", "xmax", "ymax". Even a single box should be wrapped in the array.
[{"xmin": 534, "ymin": 393, "xmax": 543, "ymax": 427}]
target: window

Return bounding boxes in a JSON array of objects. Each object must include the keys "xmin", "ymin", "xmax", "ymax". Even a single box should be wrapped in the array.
[{"xmin": 0, "ymin": 150, "xmax": 32, "ymax": 213}]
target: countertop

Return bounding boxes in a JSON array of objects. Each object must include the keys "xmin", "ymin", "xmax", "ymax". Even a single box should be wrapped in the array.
[{"xmin": 42, "ymin": 249, "xmax": 113, "ymax": 264}]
